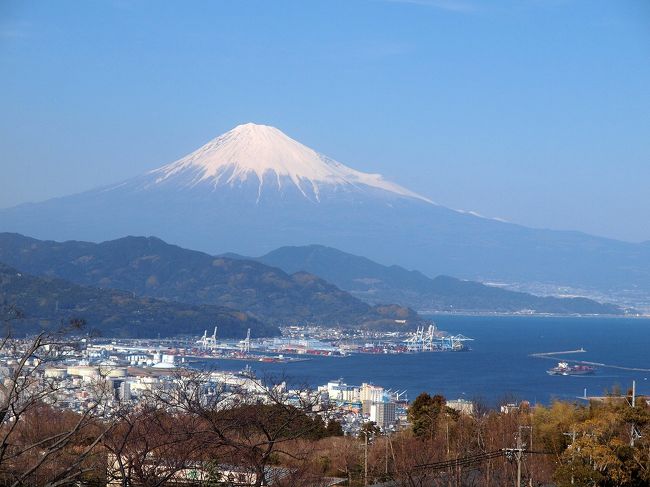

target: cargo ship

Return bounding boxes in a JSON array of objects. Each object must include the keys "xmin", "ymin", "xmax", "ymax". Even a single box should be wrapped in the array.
[{"xmin": 547, "ymin": 361, "xmax": 595, "ymax": 376}]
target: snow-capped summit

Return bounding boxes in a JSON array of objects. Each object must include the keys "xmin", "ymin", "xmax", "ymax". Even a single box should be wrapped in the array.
[
  {"xmin": 145, "ymin": 123, "xmax": 432, "ymax": 203},
  {"xmin": 1, "ymin": 122, "xmax": 647, "ymax": 295}
]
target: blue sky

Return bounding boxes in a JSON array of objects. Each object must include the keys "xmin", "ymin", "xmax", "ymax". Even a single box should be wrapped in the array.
[{"xmin": 1, "ymin": 0, "xmax": 649, "ymax": 242}]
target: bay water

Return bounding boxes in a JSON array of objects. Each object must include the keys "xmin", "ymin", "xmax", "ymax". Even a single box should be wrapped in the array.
[{"xmin": 199, "ymin": 316, "xmax": 650, "ymax": 406}]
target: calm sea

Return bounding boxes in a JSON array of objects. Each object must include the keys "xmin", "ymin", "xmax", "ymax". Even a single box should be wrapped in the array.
[{"xmin": 198, "ymin": 316, "xmax": 650, "ymax": 406}]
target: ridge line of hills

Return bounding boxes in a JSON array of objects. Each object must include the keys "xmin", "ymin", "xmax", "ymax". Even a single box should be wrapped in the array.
[
  {"xmin": 0, "ymin": 261, "xmax": 275, "ymax": 338},
  {"xmin": 228, "ymin": 244, "xmax": 629, "ymax": 315},
  {"xmin": 0, "ymin": 233, "xmax": 421, "ymax": 337},
  {"xmin": 1, "ymin": 123, "xmax": 647, "ymax": 297},
  {"xmin": 0, "ymin": 233, "xmax": 628, "ymax": 340}
]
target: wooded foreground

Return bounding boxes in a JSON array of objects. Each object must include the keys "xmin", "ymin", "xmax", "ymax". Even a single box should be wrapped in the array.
[{"xmin": 0, "ymin": 326, "xmax": 648, "ymax": 486}]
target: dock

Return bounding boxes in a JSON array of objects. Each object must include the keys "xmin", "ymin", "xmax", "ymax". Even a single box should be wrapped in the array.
[
  {"xmin": 530, "ymin": 348, "xmax": 586, "ymax": 357},
  {"xmin": 531, "ymin": 349, "xmax": 650, "ymax": 372}
]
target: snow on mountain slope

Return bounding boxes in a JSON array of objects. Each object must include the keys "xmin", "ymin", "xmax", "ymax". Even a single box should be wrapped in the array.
[
  {"xmin": 143, "ymin": 123, "xmax": 433, "ymax": 203},
  {"xmin": 1, "ymin": 123, "xmax": 649, "ymax": 295}
]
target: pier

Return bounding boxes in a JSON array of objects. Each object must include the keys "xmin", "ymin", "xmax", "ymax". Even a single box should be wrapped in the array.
[
  {"xmin": 530, "ymin": 349, "xmax": 650, "ymax": 372},
  {"xmin": 530, "ymin": 348, "xmax": 586, "ymax": 357}
]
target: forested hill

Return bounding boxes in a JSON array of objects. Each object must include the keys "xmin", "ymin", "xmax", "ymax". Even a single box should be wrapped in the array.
[
  {"xmin": 0, "ymin": 233, "xmax": 421, "ymax": 329},
  {"xmin": 0, "ymin": 261, "xmax": 276, "ymax": 338},
  {"xmin": 254, "ymin": 244, "xmax": 627, "ymax": 315}
]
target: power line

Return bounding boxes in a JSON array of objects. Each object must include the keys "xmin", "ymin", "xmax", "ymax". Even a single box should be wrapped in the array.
[
  {"xmin": 409, "ymin": 448, "xmax": 554, "ymax": 474},
  {"xmin": 411, "ymin": 449, "xmax": 506, "ymax": 472}
]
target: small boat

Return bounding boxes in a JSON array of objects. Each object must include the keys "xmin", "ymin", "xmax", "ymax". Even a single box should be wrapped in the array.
[{"xmin": 547, "ymin": 361, "xmax": 595, "ymax": 376}]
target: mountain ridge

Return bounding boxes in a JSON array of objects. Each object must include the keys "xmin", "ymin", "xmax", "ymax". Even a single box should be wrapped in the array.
[
  {"xmin": 126, "ymin": 122, "xmax": 431, "ymax": 204},
  {"xmin": 0, "ymin": 124, "xmax": 648, "ymax": 295},
  {"xmin": 232, "ymin": 244, "xmax": 628, "ymax": 315},
  {"xmin": 0, "ymin": 261, "xmax": 275, "ymax": 338},
  {"xmin": 0, "ymin": 233, "xmax": 421, "ymax": 329}
]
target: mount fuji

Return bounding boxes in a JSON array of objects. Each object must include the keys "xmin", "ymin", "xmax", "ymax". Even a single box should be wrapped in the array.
[
  {"xmin": 1, "ymin": 123, "xmax": 648, "ymax": 296},
  {"xmin": 142, "ymin": 122, "xmax": 431, "ymax": 204}
]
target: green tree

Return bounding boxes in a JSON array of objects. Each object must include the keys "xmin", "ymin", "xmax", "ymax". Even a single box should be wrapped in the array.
[
  {"xmin": 326, "ymin": 419, "xmax": 344, "ymax": 437},
  {"xmin": 407, "ymin": 393, "xmax": 447, "ymax": 437}
]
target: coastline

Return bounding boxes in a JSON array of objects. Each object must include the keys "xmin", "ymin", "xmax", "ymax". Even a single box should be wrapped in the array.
[{"xmin": 420, "ymin": 310, "xmax": 648, "ymax": 319}]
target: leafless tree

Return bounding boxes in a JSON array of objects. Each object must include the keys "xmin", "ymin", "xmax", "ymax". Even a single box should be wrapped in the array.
[
  {"xmin": 0, "ymin": 308, "xmax": 115, "ymax": 486},
  {"xmin": 149, "ymin": 370, "xmax": 329, "ymax": 487},
  {"xmin": 104, "ymin": 403, "xmax": 207, "ymax": 487}
]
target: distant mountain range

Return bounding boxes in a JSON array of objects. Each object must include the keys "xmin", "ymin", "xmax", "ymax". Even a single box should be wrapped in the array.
[
  {"xmin": 0, "ymin": 233, "xmax": 420, "ymax": 331},
  {"xmin": 0, "ymin": 123, "xmax": 647, "ymax": 297},
  {"xmin": 230, "ymin": 245, "xmax": 627, "ymax": 315},
  {"xmin": 0, "ymin": 262, "xmax": 274, "ymax": 338},
  {"xmin": 0, "ymin": 233, "xmax": 627, "ymax": 325}
]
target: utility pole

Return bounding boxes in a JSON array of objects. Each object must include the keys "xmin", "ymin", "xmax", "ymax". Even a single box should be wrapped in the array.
[
  {"xmin": 563, "ymin": 430, "xmax": 577, "ymax": 485},
  {"xmin": 516, "ymin": 429, "xmax": 522, "ymax": 487},
  {"xmin": 364, "ymin": 431, "xmax": 368, "ymax": 486},
  {"xmin": 385, "ymin": 434, "xmax": 389, "ymax": 476},
  {"xmin": 631, "ymin": 379, "xmax": 636, "ymax": 447},
  {"xmin": 505, "ymin": 426, "xmax": 529, "ymax": 487},
  {"xmin": 446, "ymin": 420, "xmax": 450, "ymax": 456}
]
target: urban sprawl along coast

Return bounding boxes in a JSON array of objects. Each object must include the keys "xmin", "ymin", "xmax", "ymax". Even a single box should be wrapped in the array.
[{"xmin": 0, "ymin": 324, "xmax": 474, "ymax": 435}]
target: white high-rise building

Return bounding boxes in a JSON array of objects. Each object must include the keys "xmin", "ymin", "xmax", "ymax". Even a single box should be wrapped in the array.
[
  {"xmin": 370, "ymin": 400, "xmax": 396, "ymax": 430},
  {"xmin": 119, "ymin": 381, "xmax": 131, "ymax": 402},
  {"xmin": 326, "ymin": 380, "xmax": 360, "ymax": 403},
  {"xmin": 360, "ymin": 383, "xmax": 384, "ymax": 403}
]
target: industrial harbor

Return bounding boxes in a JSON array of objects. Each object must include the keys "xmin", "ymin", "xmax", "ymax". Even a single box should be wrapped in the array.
[{"xmin": 86, "ymin": 322, "xmax": 475, "ymax": 368}]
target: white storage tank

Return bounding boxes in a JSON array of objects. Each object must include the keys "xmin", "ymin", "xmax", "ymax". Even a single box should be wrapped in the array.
[
  {"xmin": 67, "ymin": 365, "xmax": 100, "ymax": 378},
  {"xmin": 44, "ymin": 367, "xmax": 68, "ymax": 379}
]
